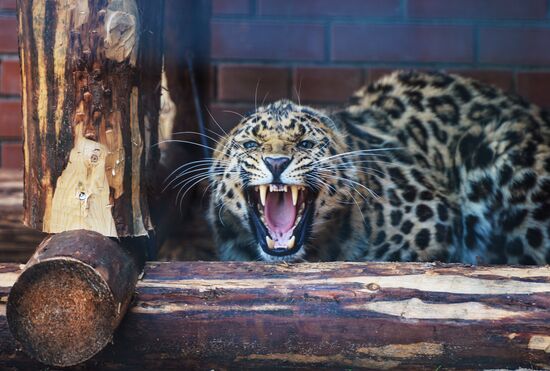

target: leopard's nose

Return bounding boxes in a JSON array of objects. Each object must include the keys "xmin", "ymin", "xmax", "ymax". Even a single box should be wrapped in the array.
[{"xmin": 264, "ymin": 156, "xmax": 291, "ymax": 180}]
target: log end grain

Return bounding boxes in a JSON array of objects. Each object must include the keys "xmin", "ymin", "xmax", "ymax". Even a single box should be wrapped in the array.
[
  {"xmin": 6, "ymin": 230, "xmax": 140, "ymax": 367},
  {"xmin": 7, "ymin": 258, "xmax": 116, "ymax": 366}
]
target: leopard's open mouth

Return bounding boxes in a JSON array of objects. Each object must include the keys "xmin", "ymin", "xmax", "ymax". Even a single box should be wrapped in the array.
[{"xmin": 246, "ymin": 184, "xmax": 316, "ymax": 257}]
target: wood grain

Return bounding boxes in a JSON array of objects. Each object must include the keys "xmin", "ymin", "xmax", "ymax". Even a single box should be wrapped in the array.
[
  {"xmin": 17, "ymin": 0, "xmax": 162, "ymax": 237},
  {"xmin": 6, "ymin": 230, "xmax": 145, "ymax": 367},
  {"xmin": 1, "ymin": 261, "xmax": 549, "ymax": 369}
]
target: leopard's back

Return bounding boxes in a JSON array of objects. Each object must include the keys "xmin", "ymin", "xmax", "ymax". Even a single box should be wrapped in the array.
[{"xmin": 334, "ymin": 70, "xmax": 550, "ymax": 264}]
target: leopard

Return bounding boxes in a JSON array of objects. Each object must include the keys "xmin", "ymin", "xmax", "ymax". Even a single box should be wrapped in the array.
[{"xmin": 207, "ymin": 70, "xmax": 550, "ymax": 264}]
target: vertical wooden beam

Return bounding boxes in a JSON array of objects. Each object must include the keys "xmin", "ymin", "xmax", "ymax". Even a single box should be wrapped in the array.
[{"xmin": 18, "ymin": 0, "xmax": 162, "ymax": 237}]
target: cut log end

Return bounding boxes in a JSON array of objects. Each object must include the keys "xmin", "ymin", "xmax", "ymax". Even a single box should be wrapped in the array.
[
  {"xmin": 7, "ymin": 259, "xmax": 116, "ymax": 366},
  {"xmin": 6, "ymin": 230, "xmax": 142, "ymax": 367}
]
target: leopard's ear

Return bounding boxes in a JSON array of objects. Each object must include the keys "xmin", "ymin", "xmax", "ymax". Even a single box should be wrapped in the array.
[{"xmin": 298, "ymin": 105, "xmax": 339, "ymax": 131}]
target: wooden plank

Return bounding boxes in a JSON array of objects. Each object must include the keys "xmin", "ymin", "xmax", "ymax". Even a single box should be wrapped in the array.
[{"xmin": 1, "ymin": 261, "xmax": 549, "ymax": 369}]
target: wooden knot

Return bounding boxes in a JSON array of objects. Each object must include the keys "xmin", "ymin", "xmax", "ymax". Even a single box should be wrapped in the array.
[
  {"xmin": 84, "ymin": 130, "xmax": 97, "ymax": 140},
  {"xmin": 104, "ymin": 0, "xmax": 139, "ymax": 65},
  {"xmin": 366, "ymin": 283, "xmax": 380, "ymax": 291},
  {"xmin": 75, "ymin": 112, "xmax": 85, "ymax": 124},
  {"xmin": 83, "ymin": 92, "xmax": 92, "ymax": 103}
]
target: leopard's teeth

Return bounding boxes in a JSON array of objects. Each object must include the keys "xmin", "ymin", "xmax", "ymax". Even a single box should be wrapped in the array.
[
  {"xmin": 287, "ymin": 236, "xmax": 295, "ymax": 249},
  {"xmin": 291, "ymin": 185, "xmax": 299, "ymax": 206},
  {"xmin": 259, "ymin": 185, "xmax": 268, "ymax": 206},
  {"xmin": 266, "ymin": 236, "xmax": 275, "ymax": 249}
]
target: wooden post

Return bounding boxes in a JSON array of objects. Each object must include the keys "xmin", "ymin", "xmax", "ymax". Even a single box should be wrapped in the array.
[
  {"xmin": 1, "ymin": 261, "xmax": 550, "ymax": 369},
  {"xmin": 8, "ymin": 0, "xmax": 163, "ymax": 366},
  {"xmin": 17, "ymin": 0, "xmax": 162, "ymax": 237}
]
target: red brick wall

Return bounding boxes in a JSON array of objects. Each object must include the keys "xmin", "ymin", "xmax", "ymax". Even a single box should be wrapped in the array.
[
  {"xmin": 2, "ymin": 1, "xmax": 550, "ymax": 168},
  {"xmin": 209, "ymin": 0, "xmax": 550, "ymax": 132},
  {"xmin": 0, "ymin": 0, "xmax": 21, "ymax": 169}
]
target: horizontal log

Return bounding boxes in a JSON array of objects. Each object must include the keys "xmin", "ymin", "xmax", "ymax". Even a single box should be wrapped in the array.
[
  {"xmin": 7, "ymin": 230, "xmax": 145, "ymax": 366},
  {"xmin": 1, "ymin": 261, "xmax": 550, "ymax": 369}
]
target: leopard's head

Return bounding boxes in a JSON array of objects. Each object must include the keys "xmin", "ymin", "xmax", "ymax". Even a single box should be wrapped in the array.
[{"xmin": 209, "ymin": 100, "xmax": 357, "ymax": 261}]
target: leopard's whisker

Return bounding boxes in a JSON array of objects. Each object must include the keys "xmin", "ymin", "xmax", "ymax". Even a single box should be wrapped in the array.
[
  {"xmin": 222, "ymin": 110, "xmax": 246, "ymax": 119},
  {"xmin": 319, "ymin": 172, "xmax": 379, "ymax": 199},
  {"xmin": 165, "ymin": 158, "xmax": 230, "ymax": 177},
  {"xmin": 164, "ymin": 165, "xmax": 224, "ymax": 192},
  {"xmin": 316, "ymin": 163, "xmax": 387, "ymax": 181},
  {"xmin": 310, "ymin": 177, "xmax": 368, "ymax": 222},
  {"xmin": 163, "ymin": 160, "xmax": 230, "ymax": 189},
  {"xmin": 171, "ymin": 131, "xmax": 224, "ymax": 146},
  {"xmin": 173, "ymin": 169, "xmax": 235, "ymax": 195},
  {"xmin": 176, "ymin": 173, "xmax": 229, "ymax": 212},
  {"xmin": 153, "ymin": 139, "xmax": 224, "ymax": 156},
  {"xmin": 254, "ymin": 79, "xmax": 261, "ymax": 113},
  {"xmin": 313, "ymin": 147, "xmax": 404, "ymax": 164},
  {"xmin": 205, "ymin": 105, "xmax": 230, "ymax": 138}
]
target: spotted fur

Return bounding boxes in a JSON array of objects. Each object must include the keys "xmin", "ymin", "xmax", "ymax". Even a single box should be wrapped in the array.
[{"xmin": 208, "ymin": 71, "xmax": 550, "ymax": 264}]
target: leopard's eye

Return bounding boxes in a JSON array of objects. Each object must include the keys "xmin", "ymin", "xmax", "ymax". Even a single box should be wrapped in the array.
[
  {"xmin": 243, "ymin": 140, "xmax": 259, "ymax": 149},
  {"xmin": 298, "ymin": 140, "xmax": 315, "ymax": 149}
]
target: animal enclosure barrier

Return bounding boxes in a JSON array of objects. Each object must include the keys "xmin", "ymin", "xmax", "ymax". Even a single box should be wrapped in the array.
[
  {"xmin": 2, "ymin": 262, "xmax": 550, "ymax": 369},
  {"xmin": 3, "ymin": 0, "xmax": 550, "ymax": 369}
]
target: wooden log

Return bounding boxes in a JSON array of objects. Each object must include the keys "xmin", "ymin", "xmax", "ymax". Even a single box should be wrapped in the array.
[
  {"xmin": 1, "ymin": 261, "xmax": 550, "ymax": 369},
  {"xmin": 17, "ymin": 0, "xmax": 162, "ymax": 237},
  {"xmin": 6, "ymin": 229, "xmax": 145, "ymax": 367}
]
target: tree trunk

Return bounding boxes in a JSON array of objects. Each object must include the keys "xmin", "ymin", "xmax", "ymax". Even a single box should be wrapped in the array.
[
  {"xmin": 1, "ymin": 261, "xmax": 550, "ymax": 369},
  {"xmin": 17, "ymin": 0, "xmax": 162, "ymax": 237}
]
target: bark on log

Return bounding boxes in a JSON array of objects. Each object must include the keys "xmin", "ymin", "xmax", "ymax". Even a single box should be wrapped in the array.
[
  {"xmin": 1, "ymin": 261, "xmax": 550, "ymax": 369},
  {"xmin": 17, "ymin": 0, "xmax": 163, "ymax": 237},
  {"xmin": 6, "ymin": 229, "xmax": 145, "ymax": 367}
]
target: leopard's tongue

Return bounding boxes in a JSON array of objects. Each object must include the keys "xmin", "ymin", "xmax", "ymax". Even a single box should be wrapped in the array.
[{"xmin": 264, "ymin": 191, "xmax": 297, "ymax": 238}]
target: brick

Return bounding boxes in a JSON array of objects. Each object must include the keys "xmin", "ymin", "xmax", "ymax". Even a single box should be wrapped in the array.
[
  {"xmin": 1, "ymin": 59, "xmax": 20, "ymax": 95},
  {"xmin": 408, "ymin": 0, "xmax": 547, "ymax": 19},
  {"xmin": 0, "ymin": 17, "xmax": 17, "ymax": 53},
  {"xmin": 1, "ymin": 141, "xmax": 22, "ymax": 169},
  {"xmin": 367, "ymin": 68, "xmax": 398, "ymax": 84},
  {"xmin": 293, "ymin": 67, "xmax": 363, "ymax": 103},
  {"xmin": 332, "ymin": 24, "xmax": 474, "ymax": 63},
  {"xmin": 212, "ymin": 0, "xmax": 250, "ymax": 15},
  {"xmin": 0, "ymin": 0, "xmax": 15, "ymax": 10},
  {"xmin": 207, "ymin": 103, "xmax": 252, "ymax": 135},
  {"xmin": 0, "ymin": 99, "xmax": 21, "ymax": 138},
  {"xmin": 516, "ymin": 72, "xmax": 550, "ymax": 108},
  {"xmin": 217, "ymin": 64, "xmax": 289, "ymax": 102},
  {"xmin": 258, "ymin": 0, "xmax": 401, "ymax": 18},
  {"xmin": 480, "ymin": 27, "xmax": 550, "ymax": 66},
  {"xmin": 211, "ymin": 21, "xmax": 325, "ymax": 61},
  {"xmin": 448, "ymin": 69, "xmax": 514, "ymax": 92}
]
